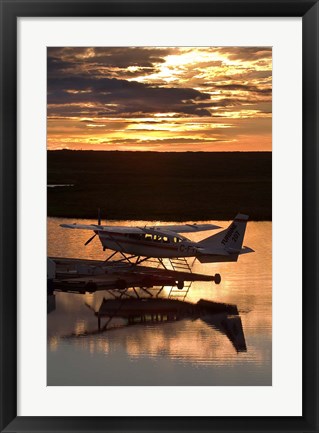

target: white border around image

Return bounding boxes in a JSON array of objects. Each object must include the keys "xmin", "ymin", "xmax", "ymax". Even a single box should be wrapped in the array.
[{"xmin": 17, "ymin": 17, "xmax": 302, "ymax": 416}]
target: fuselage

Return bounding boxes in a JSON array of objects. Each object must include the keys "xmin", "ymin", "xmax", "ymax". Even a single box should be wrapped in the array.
[{"xmin": 98, "ymin": 229, "xmax": 199, "ymax": 258}]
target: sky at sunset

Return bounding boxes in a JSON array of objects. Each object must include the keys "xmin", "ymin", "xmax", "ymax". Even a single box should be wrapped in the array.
[{"xmin": 47, "ymin": 47, "xmax": 272, "ymax": 151}]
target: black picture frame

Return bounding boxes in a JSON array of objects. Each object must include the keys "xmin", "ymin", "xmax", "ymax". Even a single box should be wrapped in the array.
[{"xmin": 0, "ymin": 1, "xmax": 318, "ymax": 432}]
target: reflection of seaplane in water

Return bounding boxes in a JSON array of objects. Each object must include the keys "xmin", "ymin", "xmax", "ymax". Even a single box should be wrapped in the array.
[
  {"xmin": 61, "ymin": 212, "xmax": 254, "ymax": 267},
  {"xmin": 63, "ymin": 297, "xmax": 247, "ymax": 353}
]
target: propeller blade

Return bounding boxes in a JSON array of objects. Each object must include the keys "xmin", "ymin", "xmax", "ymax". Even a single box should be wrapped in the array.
[
  {"xmin": 84, "ymin": 233, "xmax": 97, "ymax": 246},
  {"xmin": 98, "ymin": 208, "xmax": 101, "ymax": 225}
]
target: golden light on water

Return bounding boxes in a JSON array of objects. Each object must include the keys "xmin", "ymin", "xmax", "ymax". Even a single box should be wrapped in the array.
[{"xmin": 47, "ymin": 218, "xmax": 271, "ymax": 384}]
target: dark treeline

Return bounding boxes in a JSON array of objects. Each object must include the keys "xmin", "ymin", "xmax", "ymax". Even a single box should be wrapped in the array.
[{"xmin": 47, "ymin": 151, "xmax": 272, "ymax": 221}]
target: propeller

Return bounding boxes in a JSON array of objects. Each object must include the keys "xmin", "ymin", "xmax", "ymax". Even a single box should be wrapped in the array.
[{"xmin": 84, "ymin": 208, "xmax": 102, "ymax": 246}]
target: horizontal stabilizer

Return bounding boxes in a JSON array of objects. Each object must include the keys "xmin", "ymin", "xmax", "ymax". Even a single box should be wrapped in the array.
[
  {"xmin": 197, "ymin": 247, "xmax": 230, "ymax": 256},
  {"xmin": 235, "ymin": 246, "xmax": 255, "ymax": 255}
]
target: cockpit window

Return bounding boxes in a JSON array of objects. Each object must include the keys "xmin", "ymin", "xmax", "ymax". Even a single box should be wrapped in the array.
[{"xmin": 173, "ymin": 236, "xmax": 183, "ymax": 243}]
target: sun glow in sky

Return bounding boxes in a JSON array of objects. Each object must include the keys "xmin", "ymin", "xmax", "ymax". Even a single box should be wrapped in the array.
[{"xmin": 47, "ymin": 47, "xmax": 272, "ymax": 151}]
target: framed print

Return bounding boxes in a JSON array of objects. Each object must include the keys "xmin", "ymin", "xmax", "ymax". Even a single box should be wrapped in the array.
[{"xmin": 0, "ymin": 0, "xmax": 318, "ymax": 432}]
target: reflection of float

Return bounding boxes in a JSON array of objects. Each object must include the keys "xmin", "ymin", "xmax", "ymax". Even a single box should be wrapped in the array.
[{"xmin": 64, "ymin": 297, "xmax": 247, "ymax": 354}]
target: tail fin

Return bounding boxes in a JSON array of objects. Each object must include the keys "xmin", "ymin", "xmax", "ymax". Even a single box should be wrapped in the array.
[{"xmin": 199, "ymin": 214, "xmax": 249, "ymax": 253}]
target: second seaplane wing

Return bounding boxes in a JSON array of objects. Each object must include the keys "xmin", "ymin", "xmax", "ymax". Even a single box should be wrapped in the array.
[{"xmin": 150, "ymin": 223, "xmax": 220, "ymax": 233}]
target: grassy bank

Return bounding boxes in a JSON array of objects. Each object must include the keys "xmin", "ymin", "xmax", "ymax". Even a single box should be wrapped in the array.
[{"xmin": 47, "ymin": 151, "xmax": 272, "ymax": 221}]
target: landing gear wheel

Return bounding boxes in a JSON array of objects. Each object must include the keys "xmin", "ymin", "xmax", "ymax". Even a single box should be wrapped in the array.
[
  {"xmin": 214, "ymin": 273, "xmax": 221, "ymax": 285},
  {"xmin": 115, "ymin": 279, "xmax": 127, "ymax": 291},
  {"xmin": 177, "ymin": 280, "xmax": 184, "ymax": 290}
]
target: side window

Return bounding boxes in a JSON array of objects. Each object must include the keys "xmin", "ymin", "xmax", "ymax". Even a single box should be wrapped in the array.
[
  {"xmin": 144, "ymin": 233, "xmax": 170, "ymax": 243},
  {"xmin": 129, "ymin": 233, "xmax": 142, "ymax": 240}
]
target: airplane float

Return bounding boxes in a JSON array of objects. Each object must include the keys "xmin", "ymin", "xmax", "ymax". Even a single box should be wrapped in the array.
[{"xmin": 61, "ymin": 213, "xmax": 254, "ymax": 270}]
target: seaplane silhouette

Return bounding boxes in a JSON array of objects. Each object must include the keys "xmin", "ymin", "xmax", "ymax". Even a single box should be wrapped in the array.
[{"xmin": 61, "ymin": 212, "xmax": 254, "ymax": 268}]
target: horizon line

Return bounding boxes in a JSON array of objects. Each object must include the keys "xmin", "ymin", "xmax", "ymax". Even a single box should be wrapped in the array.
[{"xmin": 47, "ymin": 149, "xmax": 272, "ymax": 153}]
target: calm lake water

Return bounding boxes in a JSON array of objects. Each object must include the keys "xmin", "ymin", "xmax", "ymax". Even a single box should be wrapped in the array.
[{"xmin": 47, "ymin": 218, "xmax": 272, "ymax": 386}]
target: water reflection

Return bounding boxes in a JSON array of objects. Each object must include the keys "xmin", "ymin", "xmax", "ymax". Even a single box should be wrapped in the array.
[
  {"xmin": 47, "ymin": 218, "xmax": 272, "ymax": 386},
  {"xmin": 59, "ymin": 297, "xmax": 247, "ymax": 354}
]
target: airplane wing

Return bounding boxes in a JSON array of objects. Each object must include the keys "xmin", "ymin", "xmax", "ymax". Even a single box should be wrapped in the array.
[
  {"xmin": 60, "ymin": 223, "xmax": 103, "ymax": 230},
  {"xmin": 152, "ymin": 223, "xmax": 220, "ymax": 233},
  {"xmin": 60, "ymin": 223, "xmax": 221, "ymax": 235},
  {"xmin": 60, "ymin": 223, "xmax": 145, "ymax": 234}
]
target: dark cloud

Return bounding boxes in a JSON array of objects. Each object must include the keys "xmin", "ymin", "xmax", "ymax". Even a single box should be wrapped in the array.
[
  {"xmin": 48, "ymin": 76, "xmax": 213, "ymax": 118},
  {"xmin": 110, "ymin": 67, "xmax": 160, "ymax": 79},
  {"xmin": 90, "ymin": 47, "xmax": 175, "ymax": 68},
  {"xmin": 215, "ymin": 83, "xmax": 272, "ymax": 95},
  {"xmin": 216, "ymin": 47, "xmax": 272, "ymax": 61},
  {"xmin": 47, "ymin": 47, "xmax": 176, "ymax": 79}
]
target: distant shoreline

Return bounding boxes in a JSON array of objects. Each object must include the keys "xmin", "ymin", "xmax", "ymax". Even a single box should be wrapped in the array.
[{"xmin": 48, "ymin": 151, "xmax": 272, "ymax": 221}]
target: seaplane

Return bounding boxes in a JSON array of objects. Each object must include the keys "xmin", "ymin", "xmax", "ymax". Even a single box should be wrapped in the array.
[{"xmin": 60, "ymin": 212, "xmax": 254, "ymax": 270}]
